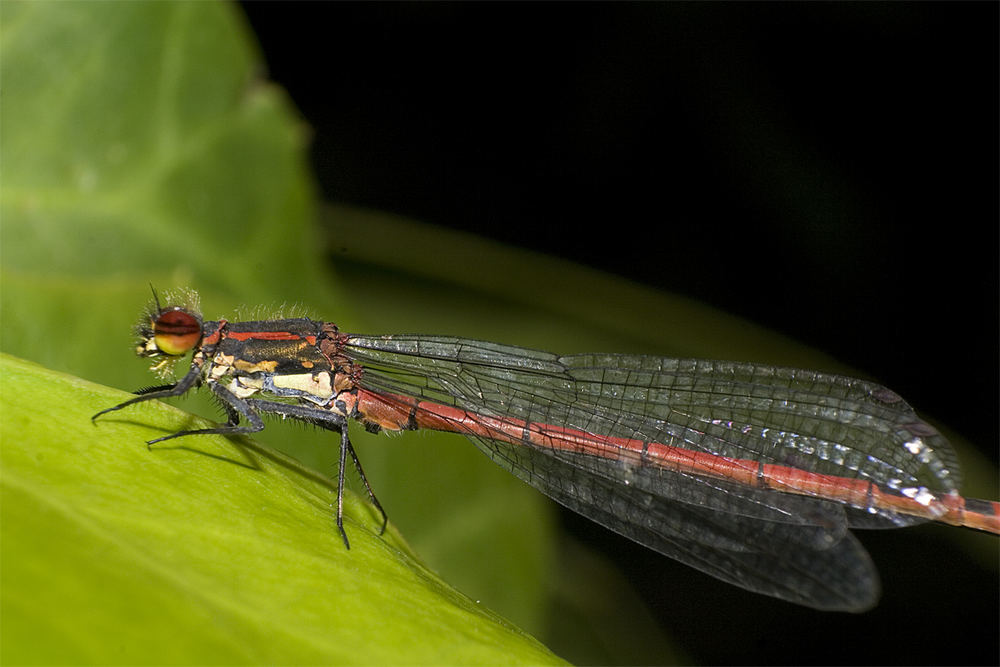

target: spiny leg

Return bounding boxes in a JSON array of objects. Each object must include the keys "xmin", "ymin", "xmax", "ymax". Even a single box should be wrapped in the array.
[
  {"xmin": 244, "ymin": 398, "xmax": 389, "ymax": 548},
  {"xmin": 344, "ymin": 434, "xmax": 388, "ymax": 536},
  {"xmin": 336, "ymin": 428, "xmax": 351, "ymax": 548},
  {"xmin": 146, "ymin": 382, "xmax": 265, "ymax": 445},
  {"xmin": 92, "ymin": 357, "xmax": 205, "ymax": 422}
]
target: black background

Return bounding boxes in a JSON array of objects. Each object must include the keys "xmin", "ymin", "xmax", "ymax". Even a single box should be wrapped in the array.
[{"xmin": 241, "ymin": 3, "xmax": 997, "ymax": 664}]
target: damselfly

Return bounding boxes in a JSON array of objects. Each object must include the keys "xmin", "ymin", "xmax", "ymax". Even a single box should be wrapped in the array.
[{"xmin": 93, "ymin": 289, "xmax": 999, "ymax": 611}]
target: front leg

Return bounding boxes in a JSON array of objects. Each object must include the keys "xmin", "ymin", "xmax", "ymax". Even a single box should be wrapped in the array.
[
  {"xmin": 92, "ymin": 354, "xmax": 206, "ymax": 422},
  {"xmin": 145, "ymin": 382, "xmax": 265, "ymax": 444}
]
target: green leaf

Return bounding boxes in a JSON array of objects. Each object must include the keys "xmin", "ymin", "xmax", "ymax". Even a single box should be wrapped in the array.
[
  {"xmin": 0, "ymin": 354, "xmax": 562, "ymax": 665},
  {"xmin": 1, "ymin": 0, "xmax": 316, "ymax": 281}
]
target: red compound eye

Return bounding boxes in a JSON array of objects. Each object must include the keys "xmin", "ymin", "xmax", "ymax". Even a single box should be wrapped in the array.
[{"xmin": 152, "ymin": 308, "xmax": 202, "ymax": 355}]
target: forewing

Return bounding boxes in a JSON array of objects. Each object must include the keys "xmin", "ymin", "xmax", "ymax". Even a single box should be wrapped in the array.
[{"xmin": 342, "ymin": 334, "xmax": 958, "ymax": 607}]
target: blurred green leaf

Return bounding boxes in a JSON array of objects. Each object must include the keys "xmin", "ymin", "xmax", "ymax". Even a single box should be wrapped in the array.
[{"xmin": 2, "ymin": 2, "xmax": 317, "ymax": 285}]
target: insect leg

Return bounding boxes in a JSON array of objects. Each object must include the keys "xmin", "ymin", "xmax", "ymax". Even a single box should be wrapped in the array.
[
  {"xmin": 92, "ymin": 357, "xmax": 205, "ymax": 421},
  {"xmin": 242, "ymin": 398, "xmax": 388, "ymax": 549},
  {"xmin": 336, "ymin": 427, "xmax": 351, "ymax": 549},
  {"xmin": 145, "ymin": 382, "xmax": 265, "ymax": 445},
  {"xmin": 344, "ymin": 437, "xmax": 388, "ymax": 536}
]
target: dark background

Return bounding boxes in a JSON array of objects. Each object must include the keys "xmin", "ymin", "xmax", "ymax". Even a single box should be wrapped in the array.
[{"xmin": 241, "ymin": 3, "xmax": 997, "ymax": 664}]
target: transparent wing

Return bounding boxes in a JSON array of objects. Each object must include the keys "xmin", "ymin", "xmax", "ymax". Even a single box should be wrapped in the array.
[{"xmin": 343, "ymin": 334, "xmax": 960, "ymax": 609}]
